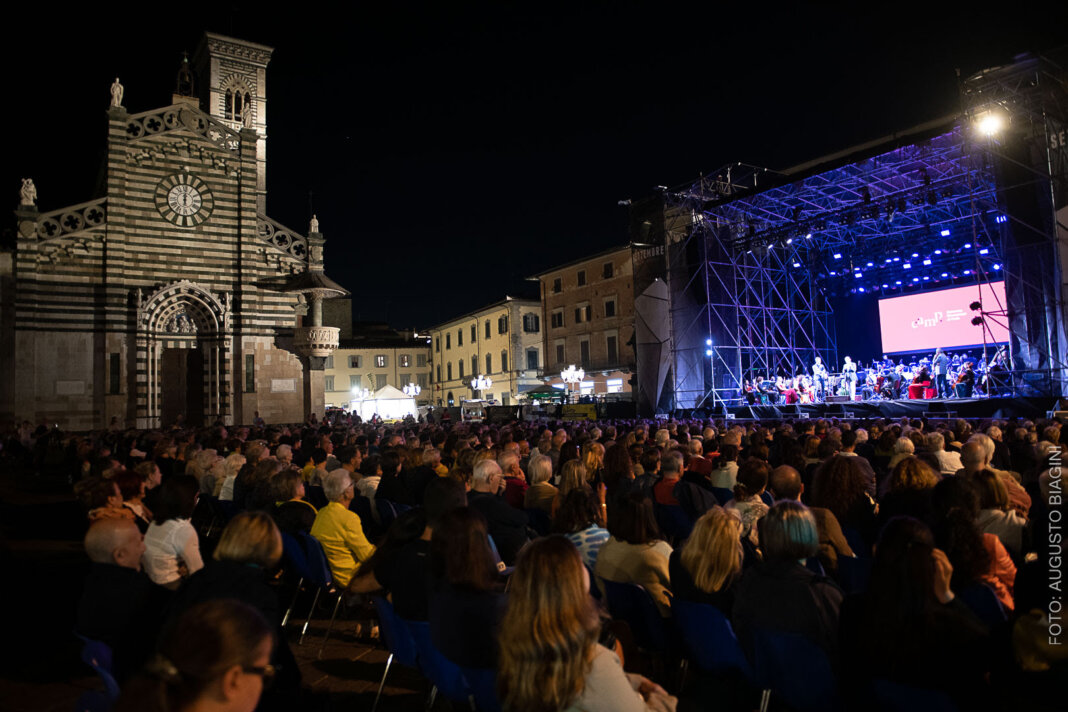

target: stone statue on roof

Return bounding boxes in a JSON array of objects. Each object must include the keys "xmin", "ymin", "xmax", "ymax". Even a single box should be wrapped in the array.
[
  {"xmin": 309, "ymin": 214, "xmax": 319, "ymax": 233},
  {"xmin": 110, "ymin": 77, "xmax": 124, "ymax": 108},
  {"xmin": 242, "ymin": 96, "xmax": 253, "ymax": 128},
  {"xmin": 19, "ymin": 178, "xmax": 37, "ymax": 207}
]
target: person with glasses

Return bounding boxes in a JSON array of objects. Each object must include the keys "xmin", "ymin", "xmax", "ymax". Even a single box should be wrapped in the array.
[{"xmin": 115, "ymin": 598, "xmax": 275, "ymax": 712}]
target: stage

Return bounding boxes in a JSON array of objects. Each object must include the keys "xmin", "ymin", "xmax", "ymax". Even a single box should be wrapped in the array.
[{"xmin": 687, "ymin": 396, "xmax": 1061, "ymax": 421}]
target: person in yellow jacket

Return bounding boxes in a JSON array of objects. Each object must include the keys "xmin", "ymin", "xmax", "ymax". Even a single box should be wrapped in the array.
[{"xmin": 310, "ymin": 469, "xmax": 375, "ymax": 587}]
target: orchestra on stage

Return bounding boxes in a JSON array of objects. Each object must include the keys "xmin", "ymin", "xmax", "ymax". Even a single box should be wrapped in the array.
[{"xmin": 742, "ymin": 346, "xmax": 1010, "ymax": 405}]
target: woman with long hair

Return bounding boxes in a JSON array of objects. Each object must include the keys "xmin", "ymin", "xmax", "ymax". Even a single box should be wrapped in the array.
[
  {"xmin": 498, "ymin": 536, "xmax": 676, "ymax": 712},
  {"xmin": 553, "ymin": 487, "xmax": 610, "ymax": 571},
  {"xmin": 725, "ymin": 459, "xmax": 770, "ymax": 546},
  {"xmin": 552, "ymin": 460, "xmax": 590, "ymax": 518},
  {"xmin": 972, "ymin": 469, "xmax": 1027, "ymax": 559},
  {"xmin": 669, "ymin": 507, "xmax": 743, "ymax": 614},
  {"xmin": 594, "ymin": 492, "xmax": 673, "ymax": 616},
  {"xmin": 142, "ymin": 475, "xmax": 203, "ymax": 589},
  {"xmin": 838, "ymin": 516, "xmax": 990, "ymax": 709},
  {"xmin": 877, "ymin": 456, "xmax": 937, "ymax": 528},
  {"xmin": 811, "ymin": 455, "xmax": 877, "ymax": 551},
  {"xmin": 581, "ymin": 441, "xmax": 606, "ymax": 485},
  {"xmin": 115, "ymin": 599, "xmax": 274, "ymax": 712}
]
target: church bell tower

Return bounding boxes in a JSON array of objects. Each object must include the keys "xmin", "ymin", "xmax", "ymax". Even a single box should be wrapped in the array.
[{"xmin": 192, "ymin": 33, "xmax": 274, "ymax": 213}]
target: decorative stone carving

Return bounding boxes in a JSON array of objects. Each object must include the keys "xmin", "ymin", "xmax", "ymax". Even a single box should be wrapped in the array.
[
  {"xmin": 242, "ymin": 96, "xmax": 253, "ymax": 129},
  {"xmin": 32, "ymin": 199, "xmax": 107, "ymax": 240},
  {"xmin": 309, "ymin": 214, "xmax": 319, "ymax": 233},
  {"xmin": 293, "ymin": 326, "xmax": 340, "ymax": 358},
  {"xmin": 126, "ymin": 105, "xmax": 241, "ymax": 153},
  {"xmin": 138, "ymin": 280, "xmax": 229, "ymax": 335},
  {"xmin": 110, "ymin": 77, "xmax": 124, "ymax": 108},
  {"xmin": 257, "ymin": 214, "xmax": 309, "ymax": 264},
  {"xmin": 20, "ymin": 178, "xmax": 36, "ymax": 207},
  {"xmin": 165, "ymin": 311, "xmax": 198, "ymax": 334}
]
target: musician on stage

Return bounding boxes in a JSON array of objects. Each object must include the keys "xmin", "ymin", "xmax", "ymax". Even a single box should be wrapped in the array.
[
  {"xmin": 841, "ymin": 356, "xmax": 857, "ymax": 400},
  {"xmin": 932, "ymin": 347, "xmax": 949, "ymax": 398},
  {"xmin": 812, "ymin": 357, "xmax": 828, "ymax": 402},
  {"xmin": 954, "ymin": 361, "xmax": 976, "ymax": 398}
]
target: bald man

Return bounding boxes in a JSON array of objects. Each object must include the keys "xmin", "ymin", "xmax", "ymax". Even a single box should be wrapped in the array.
[
  {"xmin": 959, "ymin": 434, "xmax": 1031, "ymax": 518},
  {"xmin": 76, "ymin": 519, "xmax": 163, "ymax": 681},
  {"xmin": 768, "ymin": 465, "xmax": 856, "ymax": 570}
]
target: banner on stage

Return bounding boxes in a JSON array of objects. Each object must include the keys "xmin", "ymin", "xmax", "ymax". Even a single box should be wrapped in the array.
[
  {"xmin": 878, "ymin": 281, "xmax": 1009, "ymax": 353},
  {"xmin": 562, "ymin": 404, "xmax": 597, "ymax": 421}
]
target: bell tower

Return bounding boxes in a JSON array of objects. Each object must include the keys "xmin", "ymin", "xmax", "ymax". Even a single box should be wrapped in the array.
[{"xmin": 193, "ymin": 33, "xmax": 274, "ymax": 213}]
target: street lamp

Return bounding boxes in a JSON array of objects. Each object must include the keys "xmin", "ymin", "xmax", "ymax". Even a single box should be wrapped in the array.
[
  {"xmin": 403, "ymin": 382, "xmax": 421, "ymax": 397},
  {"xmin": 470, "ymin": 374, "xmax": 492, "ymax": 400},
  {"xmin": 560, "ymin": 364, "xmax": 585, "ymax": 402}
]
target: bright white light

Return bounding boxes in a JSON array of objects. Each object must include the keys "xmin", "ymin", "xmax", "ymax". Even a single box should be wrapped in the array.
[
  {"xmin": 706, "ymin": 349, "xmax": 713, "ymax": 356},
  {"xmin": 978, "ymin": 113, "xmax": 1003, "ymax": 136},
  {"xmin": 940, "ymin": 229, "xmax": 951, "ymax": 237},
  {"xmin": 805, "ymin": 233, "xmax": 813, "ymax": 239},
  {"xmin": 706, "ymin": 338, "xmax": 713, "ymax": 346}
]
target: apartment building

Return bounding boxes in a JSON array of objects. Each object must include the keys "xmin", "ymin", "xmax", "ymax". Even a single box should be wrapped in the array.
[{"xmin": 322, "ymin": 323, "xmax": 432, "ymax": 410}]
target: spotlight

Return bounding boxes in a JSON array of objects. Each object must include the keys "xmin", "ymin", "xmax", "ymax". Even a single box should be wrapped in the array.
[
  {"xmin": 858, "ymin": 287, "xmax": 866, "ymax": 293},
  {"xmin": 995, "ymin": 215, "xmax": 1007, "ymax": 224},
  {"xmin": 854, "ymin": 272, "xmax": 862, "ymax": 279},
  {"xmin": 892, "ymin": 257, "xmax": 900, "ymax": 262},
  {"xmin": 911, "ymin": 253, "xmax": 919, "ymax": 258},
  {"xmin": 993, "ymin": 264, "xmax": 1002, "ymax": 271},
  {"xmin": 977, "ymin": 112, "xmax": 1003, "ymax": 136},
  {"xmin": 706, "ymin": 339, "xmax": 713, "ymax": 346},
  {"xmin": 913, "ymin": 277, "xmax": 920, "ymax": 282},
  {"xmin": 964, "ymin": 269, "xmax": 972, "ymax": 275},
  {"xmin": 805, "ymin": 233, "xmax": 813, "ymax": 239},
  {"xmin": 792, "ymin": 262, "xmax": 801, "ymax": 268},
  {"xmin": 866, "ymin": 262, "xmax": 874, "ymax": 267},
  {"xmin": 934, "ymin": 249, "xmax": 942, "ymax": 255},
  {"xmin": 895, "ymin": 280, "xmax": 902, "ymax": 285},
  {"xmin": 969, "ymin": 301, "xmax": 982, "ymax": 311},
  {"xmin": 964, "ymin": 243, "xmax": 972, "ymax": 249},
  {"xmin": 904, "ymin": 263, "xmax": 911, "ymax": 269},
  {"xmin": 923, "ymin": 276, "xmax": 930, "ymax": 281},
  {"xmin": 923, "ymin": 259, "xmax": 932, "ymax": 266},
  {"xmin": 971, "ymin": 316, "xmax": 984, "ymax": 326},
  {"xmin": 706, "ymin": 349, "xmax": 713, "ymax": 356},
  {"xmin": 940, "ymin": 229, "xmax": 951, "ymax": 237},
  {"xmin": 882, "ymin": 283, "xmax": 889, "ymax": 288},
  {"xmin": 833, "ymin": 253, "xmax": 842, "ymax": 260},
  {"xmin": 941, "ymin": 272, "xmax": 949, "ymax": 278},
  {"xmin": 786, "ymin": 238, "xmax": 793, "ymax": 244},
  {"xmin": 979, "ymin": 248, "xmax": 989, "ymax": 255}
]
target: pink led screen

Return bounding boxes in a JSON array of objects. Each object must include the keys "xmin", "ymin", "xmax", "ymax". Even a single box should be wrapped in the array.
[{"xmin": 877, "ymin": 281, "xmax": 1009, "ymax": 353}]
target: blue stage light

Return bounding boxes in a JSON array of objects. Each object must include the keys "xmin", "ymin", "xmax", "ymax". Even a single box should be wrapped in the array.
[
  {"xmin": 885, "ymin": 258, "xmax": 892, "ymax": 263},
  {"xmin": 786, "ymin": 238, "xmax": 793, "ymax": 244},
  {"xmin": 940, "ymin": 229, "xmax": 951, "ymax": 236},
  {"xmin": 882, "ymin": 283, "xmax": 889, "ymax": 288},
  {"xmin": 866, "ymin": 262, "xmax": 874, "ymax": 267},
  {"xmin": 995, "ymin": 215, "xmax": 1007, "ymax": 224},
  {"xmin": 895, "ymin": 280, "xmax": 902, "ymax": 285},
  {"xmin": 858, "ymin": 287, "xmax": 865, "ymax": 293},
  {"xmin": 923, "ymin": 259, "xmax": 932, "ymax": 265},
  {"xmin": 979, "ymin": 248, "xmax": 989, "ymax": 255},
  {"xmin": 854, "ymin": 272, "xmax": 862, "ymax": 278},
  {"xmin": 833, "ymin": 253, "xmax": 842, "ymax": 259},
  {"xmin": 911, "ymin": 253, "xmax": 919, "ymax": 258},
  {"xmin": 934, "ymin": 249, "xmax": 942, "ymax": 254},
  {"xmin": 805, "ymin": 233, "xmax": 813, "ymax": 239},
  {"xmin": 706, "ymin": 349, "xmax": 713, "ymax": 356},
  {"xmin": 941, "ymin": 272, "xmax": 948, "ymax": 278},
  {"xmin": 706, "ymin": 338, "xmax": 713, "ymax": 346},
  {"xmin": 964, "ymin": 243, "xmax": 972, "ymax": 249},
  {"xmin": 792, "ymin": 262, "xmax": 800, "ymax": 268},
  {"xmin": 963, "ymin": 269, "xmax": 972, "ymax": 275},
  {"xmin": 903, "ymin": 263, "xmax": 911, "ymax": 269},
  {"xmin": 892, "ymin": 257, "xmax": 900, "ymax": 262},
  {"xmin": 993, "ymin": 264, "xmax": 1002, "ymax": 271},
  {"xmin": 913, "ymin": 277, "xmax": 920, "ymax": 282},
  {"xmin": 923, "ymin": 276, "xmax": 930, "ymax": 281},
  {"xmin": 830, "ymin": 271, "xmax": 837, "ymax": 275}
]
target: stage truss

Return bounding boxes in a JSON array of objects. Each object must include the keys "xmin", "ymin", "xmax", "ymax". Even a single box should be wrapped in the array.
[{"xmin": 651, "ymin": 51, "xmax": 1068, "ymax": 410}]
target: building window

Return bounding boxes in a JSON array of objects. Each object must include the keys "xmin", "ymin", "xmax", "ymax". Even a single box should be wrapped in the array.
[
  {"xmin": 400, "ymin": 373, "xmax": 411, "ymax": 387},
  {"xmin": 526, "ymin": 348, "xmax": 539, "ymax": 370},
  {"xmin": 459, "ymin": 360, "xmax": 465, "ymax": 378},
  {"xmin": 498, "ymin": 315, "xmax": 508, "ymax": 334},
  {"xmin": 417, "ymin": 373, "xmax": 428, "ymax": 388},
  {"xmin": 580, "ymin": 339, "xmax": 590, "ymax": 367},
  {"xmin": 575, "ymin": 304, "xmax": 591, "ymax": 323},
  {"xmin": 376, "ymin": 374, "xmax": 387, "ymax": 390},
  {"xmin": 552, "ymin": 277, "xmax": 562, "ymax": 293},
  {"xmin": 551, "ymin": 310, "xmax": 564, "ymax": 329},
  {"xmin": 485, "ymin": 320, "xmax": 490, "ymax": 339},
  {"xmin": 349, "ymin": 355, "xmax": 362, "ymax": 368},
  {"xmin": 555, "ymin": 341, "xmax": 565, "ymax": 365},
  {"xmin": 604, "ymin": 297, "xmax": 616, "ymax": 318},
  {"xmin": 607, "ymin": 378, "xmax": 624, "ymax": 394},
  {"xmin": 603, "ymin": 262, "xmax": 614, "ymax": 279},
  {"xmin": 244, "ymin": 354, "xmax": 255, "ymax": 393},
  {"xmin": 446, "ymin": 333, "xmax": 451, "ymax": 349},
  {"xmin": 324, "ymin": 375, "xmax": 335, "ymax": 391},
  {"xmin": 375, "ymin": 355, "xmax": 387, "ymax": 368},
  {"xmin": 437, "ymin": 365, "xmax": 442, "ymax": 382},
  {"xmin": 447, "ymin": 363, "xmax": 452, "ymax": 380},
  {"xmin": 447, "ymin": 391, "xmax": 454, "ymax": 406},
  {"xmin": 350, "ymin": 375, "xmax": 362, "ymax": 390},
  {"xmin": 458, "ymin": 329, "xmax": 463, "ymax": 347},
  {"xmin": 577, "ymin": 270, "xmax": 586, "ymax": 286},
  {"xmin": 472, "ymin": 324, "xmax": 477, "ymax": 343},
  {"xmin": 417, "ymin": 353, "xmax": 427, "ymax": 367},
  {"xmin": 436, "ymin": 337, "xmax": 440, "ymax": 352},
  {"xmin": 606, "ymin": 334, "xmax": 618, "ymax": 364},
  {"xmin": 501, "ymin": 350, "xmax": 508, "ymax": 372},
  {"xmin": 324, "ymin": 355, "xmax": 334, "ymax": 369},
  {"xmin": 471, "ymin": 355, "xmax": 478, "ymax": 377},
  {"xmin": 486, "ymin": 353, "xmax": 493, "ymax": 374},
  {"xmin": 400, "ymin": 354, "xmax": 411, "ymax": 368},
  {"xmin": 523, "ymin": 313, "xmax": 540, "ymax": 333},
  {"xmin": 108, "ymin": 353, "xmax": 120, "ymax": 395},
  {"xmin": 580, "ymin": 380, "xmax": 595, "ymax": 395}
]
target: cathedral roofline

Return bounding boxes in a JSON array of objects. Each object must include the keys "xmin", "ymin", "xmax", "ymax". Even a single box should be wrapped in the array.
[{"xmin": 197, "ymin": 33, "xmax": 274, "ymax": 69}]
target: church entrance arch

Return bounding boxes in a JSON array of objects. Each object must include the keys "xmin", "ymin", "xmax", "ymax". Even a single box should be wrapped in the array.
[{"xmin": 135, "ymin": 281, "xmax": 233, "ymax": 428}]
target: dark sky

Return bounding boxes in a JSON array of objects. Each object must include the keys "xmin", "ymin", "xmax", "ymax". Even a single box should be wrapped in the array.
[{"xmin": 7, "ymin": 3, "xmax": 1067, "ymax": 329}]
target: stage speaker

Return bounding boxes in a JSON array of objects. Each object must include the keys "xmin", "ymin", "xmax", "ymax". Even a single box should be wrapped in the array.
[{"xmin": 826, "ymin": 395, "xmax": 851, "ymax": 403}]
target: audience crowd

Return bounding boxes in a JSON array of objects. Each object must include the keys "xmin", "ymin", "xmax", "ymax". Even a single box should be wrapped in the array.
[{"xmin": 4, "ymin": 409, "xmax": 1066, "ymax": 711}]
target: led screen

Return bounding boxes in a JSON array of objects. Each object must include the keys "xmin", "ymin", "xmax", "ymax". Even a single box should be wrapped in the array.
[{"xmin": 877, "ymin": 281, "xmax": 1009, "ymax": 353}]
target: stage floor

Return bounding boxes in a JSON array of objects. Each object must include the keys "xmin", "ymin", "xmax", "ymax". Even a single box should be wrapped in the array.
[{"xmin": 710, "ymin": 396, "xmax": 1059, "ymax": 421}]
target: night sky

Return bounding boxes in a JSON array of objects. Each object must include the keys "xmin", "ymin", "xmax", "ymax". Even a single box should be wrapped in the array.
[{"xmin": 6, "ymin": 3, "xmax": 1067, "ymax": 329}]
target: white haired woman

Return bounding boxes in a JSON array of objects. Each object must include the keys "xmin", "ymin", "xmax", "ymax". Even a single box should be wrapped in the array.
[{"xmin": 309, "ymin": 469, "xmax": 376, "ymax": 588}]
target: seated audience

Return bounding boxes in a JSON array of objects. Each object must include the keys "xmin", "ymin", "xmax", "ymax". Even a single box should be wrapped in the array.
[
  {"xmin": 668, "ymin": 506, "xmax": 742, "ymax": 614},
  {"xmin": 270, "ymin": 469, "xmax": 317, "ymax": 535},
  {"xmin": 811, "ymin": 455, "xmax": 878, "ymax": 552},
  {"xmin": 876, "ymin": 456, "xmax": 938, "ymax": 530},
  {"xmin": 114, "ymin": 599, "xmax": 274, "ymax": 712},
  {"xmin": 88, "ymin": 478, "xmax": 135, "ymax": 523},
  {"xmin": 309, "ymin": 468, "xmax": 376, "ymax": 588},
  {"xmin": 595, "ymin": 491, "xmax": 673, "ymax": 616},
  {"xmin": 116, "ymin": 469, "xmax": 153, "ymax": 533},
  {"xmin": 972, "ymin": 468, "xmax": 1027, "ymax": 559},
  {"xmin": 708, "ymin": 444, "xmax": 739, "ymax": 489},
  {"xmin": 142, "ymin": 475, "xmax": 203, "ymax": 589},
  {"xmin": 524, "ymin": 453, "xmax": 557, "ymax": 513},
  {"xmin": 768, "ymin": 465, "xmax": 854, "ymax": 574},
  {"xmin": 554, "ymin": 486, "xmax": 610, "ymax": 571},
  {"xmin": 498, "ymin": 536, "xmax": 677, "ymax": 712},
  {"xmin": 726, "ymin": 459, "xmax": 771, "ymax": 546},
  {"xmin": 467, "ymin": 458, "xmax": 529, "ymax": 565}
]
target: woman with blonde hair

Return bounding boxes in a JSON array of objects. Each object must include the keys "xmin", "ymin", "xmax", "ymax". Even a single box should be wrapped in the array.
[
  {"xmin": 498, "ymin": 536, "xmax": 676, "ymax": 712},
  {"xmin": 581, "ymin": 441, "xmax": 606, "ymax": 485},
  {"xmin": 216, "ymin": 452, "xmax": 247, "ymax": 501},
  {"xmin": 669, "ymin": 507, "xmax": 743, "ymax": 615}
]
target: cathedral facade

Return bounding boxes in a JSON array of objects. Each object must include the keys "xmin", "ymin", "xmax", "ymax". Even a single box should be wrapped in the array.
[{"xmin": 1, "ymin": 33, "xmax": 342, "ymax": 430}]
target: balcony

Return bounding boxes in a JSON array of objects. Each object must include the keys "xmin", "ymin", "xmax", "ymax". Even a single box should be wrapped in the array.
[{"xmin": 293, "ymin": 326, "xmax": 340, "ymax": 357}]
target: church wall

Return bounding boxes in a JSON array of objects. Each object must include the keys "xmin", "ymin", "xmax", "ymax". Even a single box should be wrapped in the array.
[
  {"xmin": 238, "ymin": 336, "xmax": 305, "ymax": 424},
  {"xmin": 14, "ymin": 329, "xmax": 98, "ymax": 430}
]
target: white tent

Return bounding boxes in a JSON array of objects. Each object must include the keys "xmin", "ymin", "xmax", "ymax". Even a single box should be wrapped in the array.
[{"xmin": 352, "ymin": 385, "xmax": 417, "ymax": 420}]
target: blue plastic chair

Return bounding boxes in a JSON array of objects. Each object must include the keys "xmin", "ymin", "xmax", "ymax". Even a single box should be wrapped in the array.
[
  {"xmin": 461, "ymin": 666, "xmax": 501, "ymax": 712},
  {"xmin": 296, "ymin": 532, "xmax": 342, "ymax": 651},
  {"xmin": 711, "ymin": 487, "xmax": 735, "ymax": 506},
  {"xmin": 376, "ymin": 498, "xmax": 410, "ymax": 530},
  {"xmin": 280, "ymin": 531, "xmax": 312, "ymax": 628},
  {"xmin": 75, "ymin": 634, "xmax": 120, "ymax": 711},
  {"xmin": 871, "ymin": 678, "xmax": 957, "ymax": 712},
  {"xmin": 958, "ymin": 582, "xmax": 1007, "ymax": 628},
  {"xmin": 602, "ymin": 579, "xmax": 670, "ymax": 654},
  {"xmin": 350, "ymin": 494, "xmax": 381, "ymax": 541},
  {"xmin": 751, "ymin": 628, "xmax": 839, "ymax": 712},
  {"xmin": 369, "ymin": 596, "xmax": 420, "ymax": 712},
  {"xmin": 305, "ymin": 484, "xmax": 328, "ymax": 509},
  {"xmin": 671, "ymin": 599, "xmax": 754, "ymax": 678},
  {"xmin": 408, "ymin": 620, "xmax": 472, "ymax": 705}
]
